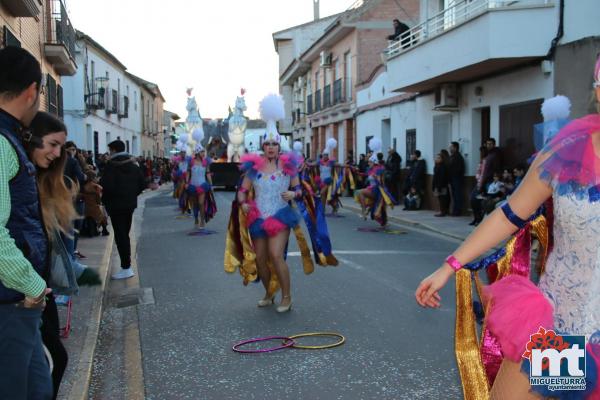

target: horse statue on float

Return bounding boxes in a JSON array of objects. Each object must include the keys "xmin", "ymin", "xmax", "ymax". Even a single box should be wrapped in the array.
[{"xmin": 227, "ymin": 89, "xmax": 248, "ymax": 162}]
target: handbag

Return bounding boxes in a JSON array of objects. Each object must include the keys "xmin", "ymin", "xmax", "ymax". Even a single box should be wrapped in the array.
[{"xmin": 49, "ymin": 232, "xmax": 79, "ymax": 296}]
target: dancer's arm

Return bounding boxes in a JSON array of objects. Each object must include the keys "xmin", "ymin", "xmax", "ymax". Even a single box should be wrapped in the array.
[
  {"xmin": 237, "ymin": 176, "xmax": 252, "ymax": 213},
  {"xmin": 282, "ymin": 175, "xmax": 301, "ymax": 201},
  {"xmin": 415, "ymin": 154, "xmax": 553, "ymax": 308}
]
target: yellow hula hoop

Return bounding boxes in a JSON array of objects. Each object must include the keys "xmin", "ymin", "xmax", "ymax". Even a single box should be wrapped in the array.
[{"xmin": 287, "ymin": 332, "xmax": 346, "ymax": 350}]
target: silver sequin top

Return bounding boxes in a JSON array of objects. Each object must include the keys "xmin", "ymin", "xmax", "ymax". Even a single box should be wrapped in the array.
[
  {"xmin": 252, "ymin": 170, "xmax": 291, "ymax": 218},
  {"xmin": 320, "ymin": 164, "xmax": 332, "ymax": 180},
  {"xmin": 538, "ymin": 190, "xmax": 600, "ymax": 335},
  {"xmin": 190, "ymin": 163, "xmax": 207, "ymax": 186}
]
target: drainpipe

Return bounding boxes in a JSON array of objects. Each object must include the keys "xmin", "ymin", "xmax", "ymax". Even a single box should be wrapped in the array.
[{"xmin": 545, "ymin": 0, "xmax": 564, "ymax": 60}]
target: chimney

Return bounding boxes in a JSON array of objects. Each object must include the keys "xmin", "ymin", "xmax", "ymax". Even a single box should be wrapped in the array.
[{"xmin": 313, "ymin": 0, "xmax": 320, "ymax": 21}]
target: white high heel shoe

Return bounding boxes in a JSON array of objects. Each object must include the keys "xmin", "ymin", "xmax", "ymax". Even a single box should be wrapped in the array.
[
  {"xmin": 276, "ymin": 296, "xmax": 292, "ymax": 313},
  {"xmin": 257, "ymin": 296, "xmax": 275, "ymax": 307}
]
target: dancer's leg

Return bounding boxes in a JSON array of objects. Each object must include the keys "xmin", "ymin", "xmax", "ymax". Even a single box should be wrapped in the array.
[
  {"xmin": 198, "ymin": 192, "xmax": 206, "ymax": 227},
  {"xmin": 253, "ymin": 237, "xmax": 270, "ymax": 295},
  {"xmin": 267, "ymin": 228, "xmax": 291, "ymax": 306}
]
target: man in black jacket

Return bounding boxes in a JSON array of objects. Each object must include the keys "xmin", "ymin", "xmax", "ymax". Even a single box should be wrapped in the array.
[
  {"xmin": 448, "ymin": 141, "xmax": 465, "ymax": 216},
  {"xmin": 100, "ymin": 140, "xmax": 146, "ymax": 280}
]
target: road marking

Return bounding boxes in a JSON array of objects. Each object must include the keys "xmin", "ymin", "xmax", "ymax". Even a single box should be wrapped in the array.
[{"xmin": 286, "ymin": 250, "xmax": 446, "ymax": 256}]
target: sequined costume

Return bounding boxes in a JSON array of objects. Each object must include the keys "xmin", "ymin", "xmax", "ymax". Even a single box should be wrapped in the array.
[
  {"xmin": 454, "ymin": 115, "xmax": 600, "ymax": 399},
  {"xmin": 186, "ymin": 158, "xmax": 216, "ymax": 224},
  {"xmin": 355, "ymin": 165, "xmax": 397, "ymax": 226}
]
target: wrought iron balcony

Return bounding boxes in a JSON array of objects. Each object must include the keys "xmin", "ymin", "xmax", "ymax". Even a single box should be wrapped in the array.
[
  {"xmin": 44, "ymin": 0, "xmax": 76, "ymax": 75},
  {"xmin": 315, "ymin": 89, "xmax": 322, "ymax": 112},
  {"xmin": 333, "ymin": 79, "xmax": 344, "ymax": 104},
  {"xmin": 323, "ymin": 84, "xmax": 331, "ymax": 109},
  {"xmin": 307, "ymin": 94, "xmax": 313, "ymax": 115}
]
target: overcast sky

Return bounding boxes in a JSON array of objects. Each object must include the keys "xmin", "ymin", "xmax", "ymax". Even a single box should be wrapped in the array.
[{"xmin": 66, "ymin": 0, "xmax": 357, "ymax": 120}]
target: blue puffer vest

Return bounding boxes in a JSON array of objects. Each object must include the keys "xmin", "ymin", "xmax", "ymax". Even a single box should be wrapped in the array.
[{"xmin": 0, "ymin": 111, "xmax": 49, "ymax": 303}]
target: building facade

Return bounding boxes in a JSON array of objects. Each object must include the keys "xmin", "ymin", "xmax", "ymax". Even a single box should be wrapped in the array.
[
  {"xmin": 1, "ymin": 0, "xmax": 76, "ymax": 116},
  {"xmin": 275, "ymin": 0, "xmax": 419, "ymax": 162},
  {"xmin": 383, "ymin": 0, "xmax": 600, "ymax": 183},
  {"xmin": 129, "ymin": 74, "xmax": 165, "ymax": 158},
  {"xmin": 163, "ymin": 110, "xmax": 180, "ymax": 155},
  {"xmin": 62, "ymin": 31, "xmax": 142, "ymax": 157}
]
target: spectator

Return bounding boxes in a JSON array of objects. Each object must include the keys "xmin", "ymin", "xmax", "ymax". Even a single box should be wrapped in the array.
[
  {"xmin": 448, "ymin": 141, "xmax": 465, "ymax": 216},
  {"xmin": 501, "ymin": 169, "xmax": 516, "ymax": 195},
  {"xmin": 64, "ymin": 141, "xmax": 86, "ymax": 260},
  {"xmin": 469, "ymin": 146, "xmax": 489, "ymax": 225},
  {"xmin": 513, "ymin": 164, "xmax": 526, "ymax": 188},
  {"xmin": 432, "ymin": 153, "xmax": 450, "ymax": 217},
  {"xmin": 385, "ymin": 147, "xmax": 402, "ymax": 200},
  {"xmin": 408, "ymin": 150, "xmax": 426, "ymax": 197},
  {"xmin": 404, "ymin": 186, "xmax": 421, "ymax": 210},
  {"xmin": 387, "ymin": 19, "xmax": 410, "ymax": 48},
  {"xmin": 479, "ymin": 138, "xmax": 502, "ymax": 194},
  {"xmin": 26, "ymin": 111, "xmax": 101, "ymax": 399},
  {"xmin": 0, "ymin": 46, "xmax": 53, "ymax": 399},
  {"xmin": 100, "ymin": 140, "xmax": 146, "ymax": 280},
  {"xmin": 482, "ymin": 172, "xmax": 506, "ymax": 215}
]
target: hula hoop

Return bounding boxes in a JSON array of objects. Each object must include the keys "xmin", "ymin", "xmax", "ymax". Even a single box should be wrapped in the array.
[
  {"xmin": 232, "ymin": 336, "xmax": 295, "ymax": 353},
  {"xmin": 287, "ymin": 332, "xmax": 346, "ymax": 350}
]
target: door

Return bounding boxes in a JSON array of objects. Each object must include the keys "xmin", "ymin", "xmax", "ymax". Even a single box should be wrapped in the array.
[
  {"xmin": 337, "ymin": 124, "xmax": 345, "ymax": 163},
  {"xmin": 381, "ymin": 119, "xmax": 391, "ymax": 153},
  {"xmin": 499, "ymin": 99, "xmax": 543, "ymax": 168}
]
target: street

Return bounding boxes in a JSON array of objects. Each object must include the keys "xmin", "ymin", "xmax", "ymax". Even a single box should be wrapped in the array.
[{"xmin": 89, "ymin": 190, "xmax": 463, "ymax": 400}]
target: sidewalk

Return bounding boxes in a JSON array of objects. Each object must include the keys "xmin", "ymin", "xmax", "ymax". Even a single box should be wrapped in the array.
[
  {"xmin": 57, "ymin": 186, "xmax": 167, "ymax": 400},
  {"xmin": 344, "ymin": 200, "xmax": 475, "ymax": 241}
]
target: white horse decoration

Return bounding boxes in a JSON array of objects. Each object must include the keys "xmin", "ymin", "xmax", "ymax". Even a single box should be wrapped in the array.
[{"xmin": 227, "ymin": 89, "xmax": 248, "ymax": 162}]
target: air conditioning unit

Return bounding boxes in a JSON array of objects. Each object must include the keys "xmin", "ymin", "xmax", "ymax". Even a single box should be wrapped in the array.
[
  {"xmin": 434, "ymin": 83, "xmax": 458, "ymax": 110},
  {"xmin": 319, "ymin": 51, "xmax": 332, "ymax": 68}
]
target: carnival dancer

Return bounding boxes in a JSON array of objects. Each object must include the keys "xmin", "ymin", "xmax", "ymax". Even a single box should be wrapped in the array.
[
  {"xmin": 186, "ymin": 144, "xmax": 216, "ymax": 228},
  {"xmin": 355, "ymin": 138, "xmax": 397, "ymax": 227},
  {"xmin": 415, "ymin": 57, "xmax": 600, "ymax": 399},
  {"xmin": 224, "ymin": 94, "xmax": 337, "ymax": 313},
  {"xmin": 172, "ymin": 150, "xmax": 191, "ymax": 214},
  {"xmin": 317, "ymin": 138, "xmax": 342, "ymax": 215}
]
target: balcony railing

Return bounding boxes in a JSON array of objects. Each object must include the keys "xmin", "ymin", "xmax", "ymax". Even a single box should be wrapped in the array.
[
  {"xmin": 44, "ymin": 0, "xmax": 76, "ymax": 75},
  {"xmin": 333, "ymin": 79, "xmax": 343, "ymax": 104},
  {"xmin": 307, "ymin": 94, "xmax": 313, "ymax": 114},
  {"xmin": 315, "ymin": 89, "xmax": 322, "ymax": 112},
  {"xmin": 323, "ymin": 85, "xmax": 331, "ymax": 108},
  {"xmin": 385, "ymin": 0, "xmax": 554, "ymax": 59}
]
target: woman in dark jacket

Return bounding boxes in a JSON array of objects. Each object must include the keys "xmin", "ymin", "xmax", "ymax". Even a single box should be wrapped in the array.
[{"xmin": 432, "ymin": 152, "xmax": 450, "ymax": 217}]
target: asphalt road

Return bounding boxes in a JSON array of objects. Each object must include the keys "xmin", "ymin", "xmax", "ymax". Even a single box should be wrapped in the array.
[{"xmin": 133, "ymin": 190, "xmax": 464, "ymax": 400}]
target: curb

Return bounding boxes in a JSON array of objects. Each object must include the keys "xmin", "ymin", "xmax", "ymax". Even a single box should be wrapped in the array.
[
  {"xmin": 344, "ymin": 204, "xmax": 469, "ymax": 241},
  {"xmin": 66, "ymin": 235, "xmax": 114, "ymax": 400}
]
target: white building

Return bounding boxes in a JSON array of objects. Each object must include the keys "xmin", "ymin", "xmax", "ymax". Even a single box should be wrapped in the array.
[
  {"xmin": 356, "ymin": 65, "xmax": 417, "ymax": 162},
  {"xmin": 383, "ymin": 0, "xmax": 600, "ymax": 174},
  {"xmin": 377, "ymin": 0, "xmax": 600, "ymax": 207},
  {"xmin": 62, "ymin": 31, "xmax": 142, "ymax": 157}
]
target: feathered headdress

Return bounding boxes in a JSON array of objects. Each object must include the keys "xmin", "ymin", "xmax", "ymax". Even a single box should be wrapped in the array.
[
  {"xmin": 293, "ymin": 141, "xmax": 303, "ymax": 154},
  {"xmin": 259, "ymin": 94, "xmax": 285, "ymax": 144},
  {"xmin": 534, "ymin": 95, "xmax": 572, "ymax": 150},
  {"xmin": 322, "ymin": 138, "xmax": 337, "ymax": 155},
  {"xmin": 368, "ymin": 137, "xmax": 382, "ymax": 162},
  {"xmin": 194, "ymin": 143, "xmax": 204, "ymax": 154}
]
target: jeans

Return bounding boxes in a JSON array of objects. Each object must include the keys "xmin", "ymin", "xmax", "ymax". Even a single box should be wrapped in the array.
[
  {"xmin": 0, "ymin": 305, "xmax": 53, "ymax": 400},
  {"xmin": 109, "ymin": 209, "xmax": 134, "ymax": 269},
  {"xmin": 470, "ymin": 188, "xmax": 484, "ymax": 222}
]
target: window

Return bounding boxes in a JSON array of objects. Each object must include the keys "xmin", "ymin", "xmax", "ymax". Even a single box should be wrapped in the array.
[
  {"xmin": 406, "ymin": 129, "xmax": 416, "ymax": 163},
  {"xmin": 3, "ymin": 26, "xmax": 21, "ymax": 47},
  {"xmin": 134, "ymin": 91, "xmax": 137, "ymax": 111},
  {"xmin": 57, "ymin": 85, "xmax": 63, "ymax": 118},
  {"xmin": 344, "ymin": 52, "xmax": 352, "ymax": 101},
  {"xmin": 46, "ymin": 74, "xmax": 57, "ymax": 115}
]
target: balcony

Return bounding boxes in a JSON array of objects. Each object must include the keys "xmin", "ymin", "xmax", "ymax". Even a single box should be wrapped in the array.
[
  {"xmin": 307, "ymin": 94, "xmax": 313, "ymax": 115},
  {"xmin": 323, "ymin": 85, "xmax": 331, "ymax": 109},
  {"xmin": 315, "ymin": 89, "xmax": 322, "ymax": 112},
  {"xmin": 333, "ymin": 79, "xmax": 344, "ymax": 104},
  {"xmin": 384, "ymin": 0, "xmax": 556, "ymax": 92},
  {"xmin": 44, "ymin": 0, "xmax": 76, "ymax": 76},
  {"xmin": 2, "ymin": 0, "xmax": 41, "ymax": 17},
  {"xmin": 105, "ymin": 89, "xmax": 118, "ymax": 115}
]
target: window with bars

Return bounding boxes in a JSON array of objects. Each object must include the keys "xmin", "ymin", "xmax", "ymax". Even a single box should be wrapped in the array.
[{"xmin": 57, "ymin": 85, "xmax": 63, "ymax": 118}]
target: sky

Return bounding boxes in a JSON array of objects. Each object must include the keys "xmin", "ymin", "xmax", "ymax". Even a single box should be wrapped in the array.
[{"xmin": 66, "ymin": 0, "xmax": 358, "ymax": 120}]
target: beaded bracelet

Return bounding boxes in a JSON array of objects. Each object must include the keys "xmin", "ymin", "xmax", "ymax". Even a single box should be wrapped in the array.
[
  {"xmin": 445, "ymin": 255, "xmax": 463, "ymax": 272},
  {"xmin": 500, "ymin": 202, "xmax": 527, "ymax": 229}
]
